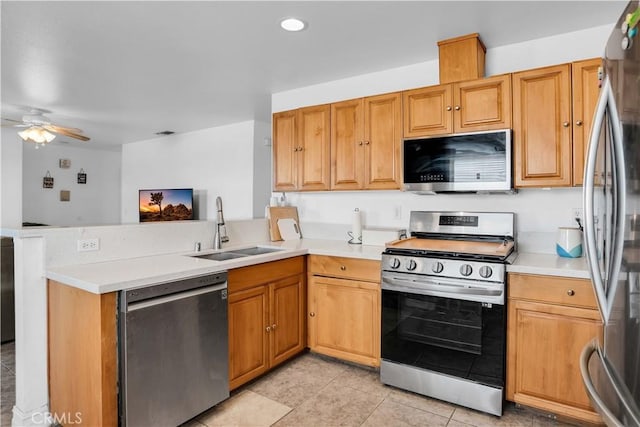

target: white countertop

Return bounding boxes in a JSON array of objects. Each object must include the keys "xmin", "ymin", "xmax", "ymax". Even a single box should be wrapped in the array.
[
  {"xmin": 46, "ymin": 239, "xmax": 385, "ymax": 294},
  {"xmin": 507, "ymin": 252, "xmax": 590, "ymax": 279},
  {"xmin": 46, "ymin": 237, "xmax": 593, "ymax": 294}
]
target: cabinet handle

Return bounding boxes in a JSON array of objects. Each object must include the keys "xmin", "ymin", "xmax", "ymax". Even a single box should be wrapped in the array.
[
  {"xmin": 563, "ymin": 121, "xmax": 570, "ymax": 128},
  {"xmin": 309, "ymin": 312, "xmax": 315, "ymax": 317},
  {"xmin": 358, "ymin": 141, "xmax": 363, "ymax": 146},
  {"xmin": 298, "ymin": 146, "xmax": 304, "ymax": 151},
  {"xmin": 272, "ymin": 324, "xmax": 277, "ymax": 330},
  {"xmin": 567, "ymin": 289, "xmax": 575, "ymax": 296},
  {"xmin": 340, "ymin": 265, "xmax": 346, "ymax": 271},
  {"xmin": 454, "ymin": 105, "xmax": 461, "ymax": 111},
  {"xmin": 293, "ymin": 147, "xmax": 298, "ymax": 152},
  {"xmin": 576, "ymin": 120, "xmax": 584, "ymax": 126},
  {"xmin": 266, "ymin": 326, "xmax": 271, "ymax": 332},
  {"xmin": 364, "ymin": 141, "xmax": 370, "ymax": 145},
  {"xmin": 446, "ymin": 106, "xmax": 452, "ymax": 111}
]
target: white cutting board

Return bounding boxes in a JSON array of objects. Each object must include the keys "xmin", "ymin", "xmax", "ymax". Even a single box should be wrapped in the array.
[{"xmin": 277, "ymin": 218, "xmax": 301, "ymax": 240}]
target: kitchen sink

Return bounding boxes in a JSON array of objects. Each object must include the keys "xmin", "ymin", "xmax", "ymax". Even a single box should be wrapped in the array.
[
  {"xmin": 228, "ymin": 246, "xmax": 283, "ymax": 256},
  {"xmin": 193, "ymin": 252, "xmax": 248, "ymax": 261},
  {"xmin": 191, "ymin": 246, "xmax": 283, "ymax": 262}
]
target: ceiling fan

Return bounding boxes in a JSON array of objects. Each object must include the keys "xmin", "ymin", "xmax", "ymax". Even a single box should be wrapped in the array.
[{"xmin": 1, "ymin": 109, "xmax": 90, "ymax": 145}]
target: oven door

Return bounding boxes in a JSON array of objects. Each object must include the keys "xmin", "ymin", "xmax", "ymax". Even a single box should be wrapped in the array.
[{"xmin": 381, "ymin": 273, "xmax": 506, "ymax": 388}]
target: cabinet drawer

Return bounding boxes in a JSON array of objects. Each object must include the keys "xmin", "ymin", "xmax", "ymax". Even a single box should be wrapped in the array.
[
  {"xmin": 308, "ymin": 255, "xmax": 380, "ymax": 282},
  {"xmin": 509, "ymin": 273, "xmax": 597, "ymax": 309},
  {"xmin": 229, "ymin": 256, "xmax": 304, "ymax": 294}
]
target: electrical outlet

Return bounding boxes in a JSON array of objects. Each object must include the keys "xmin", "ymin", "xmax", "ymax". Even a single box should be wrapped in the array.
[
  {"xmin": 572, "ymin": 207, "xmax": 584, "ymax": 223},
  {"xmin": 77, "ymin": 238, "xmax": 100, "ymax": 252},
  {"xmin": 393, "ymin": 205, "xmax": 402, "ymax": 220}
]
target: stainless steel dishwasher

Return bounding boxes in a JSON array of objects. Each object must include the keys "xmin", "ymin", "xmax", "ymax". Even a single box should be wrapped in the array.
[{"xmin": 119, "ymin": 272, "xmax": 228, "ymax": 426}]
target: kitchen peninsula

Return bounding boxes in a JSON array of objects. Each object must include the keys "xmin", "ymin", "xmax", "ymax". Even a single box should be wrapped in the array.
[{"xmin": 2, "ymin": 217, "xmax": 594, "ymax": 426}]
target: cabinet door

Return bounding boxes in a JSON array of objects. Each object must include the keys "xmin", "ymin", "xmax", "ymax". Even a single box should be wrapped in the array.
[
  {"xmin": 273, "ymin": 110, "xmax": 298, "ymax": 191},
  {"xmin": 331, "ymin": 99, "xmax": 364, "ymax": 190},
  {"xmin": 513, "ymin": 64, "xmax": 572, "ymax": 187},
  {"xmin": 507, "ymin": 299, "xmax": 602, "ymax": 424},
  {"xmin": 269, "ymin": 274, "xmax": 305, "ymax": 367},
  {"xmin": 308, "ymin": 275, "xmax": 380, "ymax": 367},
  {"xmin": 228, "ymin": 285, "xmax": 269, "ymax": 390},
  {"xmin": 297, "ymin": 105, "xmax": 331, "ymax": 191},
  {"xmin": 363, "ymin": 92, "xmax": 402, "ymax": 189},
  {"xmin": 403, "ymin": 84, "xmax": 453, "ymax": 138},
  {"xmin": 572, "ymin": 58, "xmax": 602, "ymax": 186},
  {"xmin": 454, "ymin": 74, "xmax": 511, "ymax": 133}
]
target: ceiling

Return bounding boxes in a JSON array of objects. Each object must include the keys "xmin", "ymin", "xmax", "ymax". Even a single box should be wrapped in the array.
[{"xmin": 1, "ymin": 1, "xmax": 626, "ymax": 149}]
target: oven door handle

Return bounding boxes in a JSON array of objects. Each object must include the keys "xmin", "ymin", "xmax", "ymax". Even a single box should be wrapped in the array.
[{"xmin": 382, "ymin": 276, "xmax": 503, "ymax": 299}]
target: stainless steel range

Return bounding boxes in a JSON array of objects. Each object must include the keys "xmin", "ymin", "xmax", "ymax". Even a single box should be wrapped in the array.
[{"xmin": 380, "ymin": 211, "xmax": 516, "ymax": 416}]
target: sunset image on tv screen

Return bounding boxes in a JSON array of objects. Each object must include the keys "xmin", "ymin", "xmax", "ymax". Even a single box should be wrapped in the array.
[{"xmin": 139, "ymin": 189, "xmax": 193, "ymax": 222}]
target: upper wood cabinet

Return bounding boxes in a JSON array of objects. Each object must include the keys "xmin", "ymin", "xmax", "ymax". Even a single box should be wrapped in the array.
[
  {"xmin": 513, "ymin": 59, "xmax": 601, "ymax": 188},
  {"xmin": 331, "ymin": 92, "xmax": 402, "ymax": 190},
  {"xmin": 403, "ymin": 73, "xmax": 511, "ymax": 138},
  {"xmin": 273, "ymin": 105, "xmax": 331, "ymax": 191},
  {"xmin": 513, "ymin": 64, "xmax": 572, "ymax": 187},
  {"xmin": 572, "ymin": 58, "xmax": 602, "ymax": 186}
]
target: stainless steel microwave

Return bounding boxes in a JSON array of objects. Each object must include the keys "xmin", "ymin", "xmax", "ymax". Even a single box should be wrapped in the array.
[{"xmin": 402, "ymin": 129, "xmax": 513, "ymax": 193}]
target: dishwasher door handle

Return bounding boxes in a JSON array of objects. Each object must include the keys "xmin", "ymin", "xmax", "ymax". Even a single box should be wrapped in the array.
[{"xmin": 127, "ymin": 283, "xmax": 227, "ymax": 312}]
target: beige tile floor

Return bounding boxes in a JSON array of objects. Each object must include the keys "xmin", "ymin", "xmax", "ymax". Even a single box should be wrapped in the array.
[
  {"xmin": 1, "ymin": 341, "xmax": 15, "ymax": 427},
  {"xmin": 184, "ymin": 352, "xmax": 579, "ymax": 427},
  {"xmin": 0, "ymin": 343, "xmax": 578, "ymax": 427}
]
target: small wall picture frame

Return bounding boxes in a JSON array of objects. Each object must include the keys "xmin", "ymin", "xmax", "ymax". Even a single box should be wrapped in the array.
[
  {"xmin": 43, "ymin": 171, "xmax": 54, "ymax": 189},
  {"xmin": 60, "ymin": 190, "xmax": 70, "ymax": 202},
  {"xmin": 77, "ymin": 168, "xmax": 87, "ymax": 184},
  {"xmin": 59, "ymin": 158, "xmax": 71, "ymax": 169}
]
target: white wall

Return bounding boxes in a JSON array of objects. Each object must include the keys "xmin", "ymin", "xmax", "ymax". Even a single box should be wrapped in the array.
[
  {"xmin": 272, "ymin": 24, "xmax": 613, "ymax": 111},
  {"xmin": 270, "ymin": 23, "xmax": 614, "ymax": 249},
  {"xmin": 21, "ymin": 142, "xmax": 121, "ymax": 226},
  {"xmin": 1, "ymin": 128, "xmax": 23, "ymax": 228},
  {"xmin": 253, "ymin": 120, "xmax": 272, "ymax": 218},
  {"xmin": 121, "ymin": 120, "xmax": 271, "ymax": 223}
]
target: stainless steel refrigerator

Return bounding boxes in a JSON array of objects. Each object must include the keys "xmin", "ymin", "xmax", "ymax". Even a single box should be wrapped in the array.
[{"xmin": 581, "ymin": 2, "xmax": 640, "ymax": 426}]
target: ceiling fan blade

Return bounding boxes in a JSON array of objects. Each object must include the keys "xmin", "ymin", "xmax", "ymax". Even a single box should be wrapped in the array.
[
  {"xmin": 43, "ymin": 125, "xmax": 90, "ymax": 141},
  {"xmin": 1, "ymin": 117, "xmax": 24, "ymax": 123},
  {"xmin": 46, "ymin": 124, "xmax": 83, "ymax": 133},
  {"xmin": 1, "ymin": 123, "xmax": 29, "ymax": 128}
]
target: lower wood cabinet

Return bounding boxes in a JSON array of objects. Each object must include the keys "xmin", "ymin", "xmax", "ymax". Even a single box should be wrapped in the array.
[
  {"xmin": 48, "ymin": 280, "xmax": 118, "ymax": 427},
  {"xmin": 228, "ymin": 256, "xmax": 305, "ymax": 390},
  {"xmin": 307, "ymin": 255, "xmax": 381, "ymax": 367},
  {"xmin": 507, "ymin": 273, "xmax": 603, "ymax": 424}
]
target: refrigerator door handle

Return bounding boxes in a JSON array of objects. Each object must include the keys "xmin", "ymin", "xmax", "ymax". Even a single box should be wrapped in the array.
[
  {"xmin": 580, "ymin": 340, "xmax": 625, "ymax": 427},
  {"xmin": 584, "ymin": 76, "xmax": 612, "ymax": 320},
  {"xmin": 608, "ymin": 72, "xmax": 627, "ymax": 323}
]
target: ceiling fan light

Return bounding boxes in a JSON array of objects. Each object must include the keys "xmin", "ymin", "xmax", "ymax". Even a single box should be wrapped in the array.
[{"xmin": 18, "ymin": 127, "xmax": 56, "ymax": 144}]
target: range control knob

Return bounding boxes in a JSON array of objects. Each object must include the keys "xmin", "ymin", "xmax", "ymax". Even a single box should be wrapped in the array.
[
  {"xmin": 460, "ymin": 264, "xmax": 473, "ymax": 277},
  {"xmin": 390, "ymin": 258, "xmax": 401, "ymax": 269},
  {"xmin": 479, "ymin": 266, "xmax": 493, "ymax": 278},
  {"xmin": 432, "ymin": 262, "xmax": 444, "ymax": 274},
  {"xmin": 407, "ymin": 260, "xmax": 418, "ymax": 271}
]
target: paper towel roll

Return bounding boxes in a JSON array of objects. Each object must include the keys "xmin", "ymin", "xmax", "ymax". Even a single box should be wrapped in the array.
[{"xmin": 350, "ymin": 208, "xmax": 362, "ymax": 244}]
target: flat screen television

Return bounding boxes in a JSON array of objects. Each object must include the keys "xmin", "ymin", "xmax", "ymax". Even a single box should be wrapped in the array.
[{"xmin": 139, "ymin": 188, "xmax": 194, "ymax": 222}]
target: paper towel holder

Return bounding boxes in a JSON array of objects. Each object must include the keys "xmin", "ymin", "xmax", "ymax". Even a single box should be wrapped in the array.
[{"xmin": 348, "ymin": 208, "xmax": 363, "ymax": 245}]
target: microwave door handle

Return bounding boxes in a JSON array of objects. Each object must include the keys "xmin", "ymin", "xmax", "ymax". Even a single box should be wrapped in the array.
[
  {"xmin": 580, "ymin": 340, "xmax": 625, "ymax": 427},
  {"xmin": 584, "ymin": 76, "xmax": 612, "ymax": 321}
]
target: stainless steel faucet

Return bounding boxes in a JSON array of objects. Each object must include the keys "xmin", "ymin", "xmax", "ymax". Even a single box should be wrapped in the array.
[{"xmin": 214, "ymin": 196, "xmax": 229, "ymax": 249}]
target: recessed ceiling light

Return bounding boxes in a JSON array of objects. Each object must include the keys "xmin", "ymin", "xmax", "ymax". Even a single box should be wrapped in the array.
[{"xmin": 280, "ymin": 18, "xmax": 306, "ymax": 32}]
